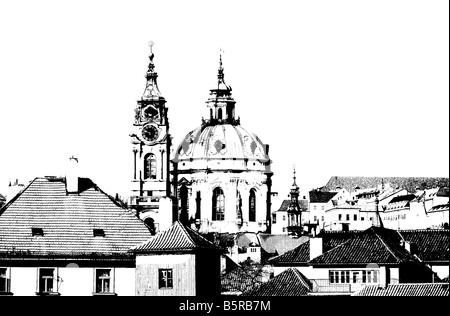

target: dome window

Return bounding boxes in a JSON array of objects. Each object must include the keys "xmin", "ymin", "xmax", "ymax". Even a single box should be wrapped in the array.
[{"xmin": 212, "ymin": 187, "xmax": 225, "ymax": 221}]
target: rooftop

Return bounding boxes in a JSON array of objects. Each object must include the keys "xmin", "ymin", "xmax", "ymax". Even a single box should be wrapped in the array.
[
  {"xmin": 131, "ymin": 221, "xmax": 223, "ymax": 253},
  {"xmin": 0, "ymin": 177, "xmax": 151, "ymax": 258},
  {"xmin": 353, "ymin": 283, "xmax": 449, "ymax": 296},
  {"xmin": 241, "ymin": 268, "xmax": 312, "ymax": 296}
]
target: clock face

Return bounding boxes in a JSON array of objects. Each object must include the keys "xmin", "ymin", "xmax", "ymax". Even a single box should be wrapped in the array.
[{"xmin": 141, "ymin": 124, "xmax": 159, "ymax": 142}]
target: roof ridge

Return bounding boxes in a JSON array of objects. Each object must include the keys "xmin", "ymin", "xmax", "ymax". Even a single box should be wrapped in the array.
[
  {"xmin": 176, "ymin": 221, "xmax": 198, "ymax": 248},
  {"xmin": 0, "ymin": 177, "xmax": 37, "ymax": 216},
  {"xmin": 371, "ymin": 227, "xmax": 402, "ymax": 263}
]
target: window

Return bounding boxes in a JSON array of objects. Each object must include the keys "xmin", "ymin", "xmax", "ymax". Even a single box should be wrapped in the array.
[
  {"xmin": 212, "ymin": 187, "xmax": 225, "ymax": 221},
  {"xmin": 321, "ymin": 216, "xmax": 324, "ymax": 221},
  {"xmin": 321, "ymin": 206, "xmax": 324, "ymax": 211},
  {"xmin": 218, "ymin": 108, "xmax": 223, "ymax": 120},
  {"xmin": 353, "ymin": 214, "xmax": 357, "ymax": 221},
  {"xmin": 272, "ymin": 214, "xmax": 276, "ymax": 224},
  {"xmin": 313, "ymin": 205, "xmax": 317, "ymax": 210},
  {"xmin": 195, "ymin": 191, "xmax": 201, "ymax": 221},
  {"xmin": 144, "ymin": 153, "xmax": 157, "ymax": 179},
  {"xmin": 346, "ymin": 214, "xmax": 350, "ymax": 221},
  {"xmin": 37, "ymin": 268, "xmax": 57, "ymax": 295},
  {"xmin": 338, "ymin": 214, "xmax": 342, "ymax": 221},
  {"xmin": 361, "ymin": 217, "xmax": 364, "ymax": 221},
  {"xmin": 0, "ymin": 268, "xmax": 10, "ymax": 294},
  {"xmin": 314, "ymin": 216, "xmax": 317, "ymax": 222},
  {"xmin": 95, "ymin": 269, "xmax": 112, "ymax": 294},
  {"xmin": 93, "ymin": 229, "xmax": 105, "ymax": 237},
  {"xmin": 282, "ymin": 215, "xmax": 286, "ymax": 221},
  {"xmin": 31, "ymin": 227, "xmax": 44, "ymax": 236},
  {"xmin": 352, "ymin": 271, "xmax": 359, "ymax": 283},
  {"xmin": 159, "ymin": 269, "xmax": 173, "ymax": 289},
  {"xmin": 249, "ymin": 189, "xmax": 256, "ymax": 222}
]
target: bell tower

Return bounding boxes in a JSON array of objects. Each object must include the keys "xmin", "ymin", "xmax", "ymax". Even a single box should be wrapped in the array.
[{"xmin": 129, "ymin": 42, "xmax": 172, "ymax": 233}]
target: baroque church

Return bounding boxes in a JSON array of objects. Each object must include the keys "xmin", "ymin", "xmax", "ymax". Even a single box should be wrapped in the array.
[{"xmin": 129, "ymin": 44, "xmax": 273, "ymax": 234}]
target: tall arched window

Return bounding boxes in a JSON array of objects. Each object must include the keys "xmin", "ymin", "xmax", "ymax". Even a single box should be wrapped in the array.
[
  {"xmin": 144, "ymin": 153, "xmax": 157, "ymax": 179},
  {"xmin": 249, "ymin": 189, "xmax": 256, "ymax": 222},
  {"xmin": 218, "ymin": 108, "xmax": 223, "ymax": 120},
  {"xmin": 212, "ymin": 187, "xmax": 225, "ymax": 221},
  {"xmin": 179, "ymin": 185, "xmax": 189, "ymax": 225}
]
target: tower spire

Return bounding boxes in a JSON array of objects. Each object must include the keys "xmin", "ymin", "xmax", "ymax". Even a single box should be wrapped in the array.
[{"xmin": 142, "ymin": 41, "xmax": 163, "ymax": 100}]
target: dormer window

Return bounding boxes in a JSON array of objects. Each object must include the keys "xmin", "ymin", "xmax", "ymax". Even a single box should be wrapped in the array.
[
  {"xmin": 93, "ymin": 229, "xmax": 105, "ymax": 237},
  {"xmin": 31, "ymin": 228, "xmax": 44, "ymax": 237}
]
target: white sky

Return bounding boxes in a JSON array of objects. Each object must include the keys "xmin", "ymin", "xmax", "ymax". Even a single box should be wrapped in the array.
[{"xmin": 0, "ymin": 0, "xmax": 448, "ymax": 202}]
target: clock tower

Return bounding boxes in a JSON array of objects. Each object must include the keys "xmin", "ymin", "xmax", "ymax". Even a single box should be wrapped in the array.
[{"xmin": 129, "ymin": 42, "xmax": 172, "ymax": 233}]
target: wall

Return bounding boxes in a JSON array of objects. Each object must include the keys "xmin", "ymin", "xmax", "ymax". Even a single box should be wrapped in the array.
[
  {"xmin": 135, "ymin": 253, "xmax": 196, "ymax": 296},
  {"xmin": 7, "ymin": 266, "xmax": 135, "ymax": 296}
]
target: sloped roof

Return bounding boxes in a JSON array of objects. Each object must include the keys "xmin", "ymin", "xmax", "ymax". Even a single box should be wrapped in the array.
[
  {"xmin": 257, "ymin": 234, "xmax": 308, "ymax": 256},
  {"xmin": 0, "ymin": 177, "xmax": 151, "ymax": 257},
  {"xmin": 309, "ymin": 190, "xmax": 337, "ymax": 203},
  {"xmin": 276, "ymin": 199, "xmax": 308, "ymax": 212},
  {"xmin": 389, "ymin": 194, "xmax": 416, "ymax": 204},
  {"xmin": 309, "ymin": 226, "xmax": 418, "ymax": 265},
  {"xmin": 269, "ymin": 231, "xmax": 360, "ymax": 265},
  {"xmin": 398, "ymin": 229, "xmax": 449, "ymax": 262},
  {"xmin": 353, "ymin": 283, "xmax": 449, "ymax": 296},
  {"xmin": 131, "ymin": 221, "xmax": 223, "ymax": 253},
  {"xmin": 324, "ymin": 176, "xmax": 449, "ymax": 193},
  {"xmin": 241, "ymin": 268, "xmax": 312, "ymax": 296},
  {"xmin": 428, "ymin": 203, "xmax": 449, "ymax": 213}
]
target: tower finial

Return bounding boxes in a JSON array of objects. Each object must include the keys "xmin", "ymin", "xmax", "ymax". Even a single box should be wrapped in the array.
[
  {"xmin": 149, "ymin": 41, "xmax": 154, "ymax": 56},
  {"xmin": 292, "ymin": 164, "xmax": 297, "ymax": 187}
]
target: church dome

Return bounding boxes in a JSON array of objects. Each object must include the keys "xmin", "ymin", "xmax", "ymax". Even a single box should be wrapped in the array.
[
  {"xmin": 173, "ymin": 55, "xmax": 271, "ymax": 173},
  {"xmin": 174, "ymin": 124, "xmax": 269, "ymax": 165}
]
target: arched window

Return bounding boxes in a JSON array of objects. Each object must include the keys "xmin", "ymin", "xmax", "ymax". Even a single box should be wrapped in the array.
[
  {"xmin": 236, "ymin": 191, "xmax": 243, "ymax": 225},
  {"xmin": 144, "ymin": 154, "xmax": 157, "ymax": 179},
  {"xmin": 218, "ymin": 108, "xmax": 223, "ymax": 120},
  {"xmin": 179, "ymin": 185, "xmax": 189, "ymax": 224},
  {"xmin": 212, "ymin": 187, "xmax": 225, "ymax": 221},
  {"xmin": 210, "ymin": 108, "xmax": 213, "ymax": 120},
  {"xmin": 249, "ymin": 189, "xmax": 256, "ymax": 222}
]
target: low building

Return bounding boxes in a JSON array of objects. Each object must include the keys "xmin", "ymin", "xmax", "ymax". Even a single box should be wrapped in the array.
[
  {"xmin": 131, "ymin": 221, "xmax": 224, "ymax": 296},
  {"xmin": 269, "ymin": 226, "xmax": 443, "ymax": 296},
  {"xmin": 0, "ymin": 176, "xmax": 152, "ymax": 296}
]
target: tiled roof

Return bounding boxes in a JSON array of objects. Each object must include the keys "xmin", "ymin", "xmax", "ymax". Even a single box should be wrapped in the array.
[
  {"xmin": 324, "ymin": 176, "xmax": 449, "ymax": 193},
  {"xmin": 389, "ymin": 194, "xmax": 416, "ymax": 204},
  {"xmin": 309, "ymin": 190, "xmax": 337, "ymax": 203},
  {"xmin": 241, "ymin": 268, "xmax": 312, "ymax": 296},
  {"xmin": 309, "ymin": 226, "xmax": 418, "ymax": 265},
  {"xmin": 257, "ymin": 234, "xmax": 308, "ymax": 255},
  {"xmin": 398, "ymin": 229, "xmax": 449, "ymax": 263},
  {"xmin": 131, "ymin": 221, "xmax": 223, "ymax": 253},
  {"xmin": 221, "ymin": 267, "xmax": 260, "ymax": 294},
  {"xmin": 276, "ymin": 200, "xmax": 290, "ymax": 212},
  {"xmin": 353, "ymin": 283, "xmax": 449, "ymax": 296},
  {"xmin": 269, "ymin": 231, "xmax": 359, "ymax": 265},
  {"xmin": 277, "ymin": 200, "xmax": 308, "ymax": 212},
  {"xmin": 0, "ymin": 177, "xmax": 151, "ymax": 257},
  {"xmin": 428, "ymin": 203, "xmax": 449, "ymax": 213}
]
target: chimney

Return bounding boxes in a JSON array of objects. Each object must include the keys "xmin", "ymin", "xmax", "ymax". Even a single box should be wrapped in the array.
[
  {"xmin": 309, "ymin": 236, "xmax": 323, "ymax": 261},
  {"xmin": 66, "ymin": 156, "xmax": 79, "ymax": 194}
]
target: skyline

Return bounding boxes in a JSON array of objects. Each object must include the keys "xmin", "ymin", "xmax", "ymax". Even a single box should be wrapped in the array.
[{"xmin": 0, "ymin": 0, "xmax": 448, "ymax": 203}]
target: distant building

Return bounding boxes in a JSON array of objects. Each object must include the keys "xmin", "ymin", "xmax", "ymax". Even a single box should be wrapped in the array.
[
  {"xmin": 131, "ymin": 221, "xmax": 224, "ymax": 296},
  {"xmin": 0, "ymin": 194, "xmax": 5, "ymax": 209},
  {"xmin": 0, "ymin": 175, "xmax": 152, "ymax": 296}
]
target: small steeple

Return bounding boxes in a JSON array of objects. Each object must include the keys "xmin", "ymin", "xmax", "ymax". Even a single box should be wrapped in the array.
[
  {"xmin": 142, "ymin": 41, "xmax": 164, "ymax": 100},
  {"xmin": 203, "ymin": 51, "xmax": 238, "ymax": 127}
]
